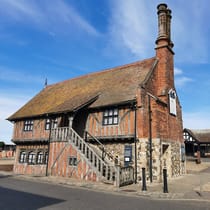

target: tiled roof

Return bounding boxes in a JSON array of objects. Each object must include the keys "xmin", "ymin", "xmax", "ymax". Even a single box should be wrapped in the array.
[
  {"xmin": 8, "ymin": 57, "xmax": 157, "ymax": 121},
  {"xmin": 184, "ymin": 128, "xmax": 210, "ymax": 143}
]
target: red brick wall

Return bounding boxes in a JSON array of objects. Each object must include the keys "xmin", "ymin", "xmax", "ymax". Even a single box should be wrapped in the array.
[
  {"xmin": 48, "ymin": 142, "xmax": 98, "ymax": 181},
  {"xmin": 86, "ymin": 107, "xmax": 135, "ymax": 138},
  {"xmin": 135, "ymin": 44, "xmax": 183, "ymax": 143},
  {"xmin": 155, "ymin": 42, "xmax": 175, "ymax": 98},
  {"xmin": 154, "ymin": 45, "xmax": 183, "ymax": 142},
  {"xmin": 13, "ymin": 119, "xmax": 50, "ymax": 140},
  {"xmin": 13, "ymin": 144, "xmax": 48, "ymax": 175}
]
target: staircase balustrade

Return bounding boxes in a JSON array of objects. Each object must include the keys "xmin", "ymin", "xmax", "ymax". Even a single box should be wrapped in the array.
[{"xmin": 51, "ymin": 127, "xmax": 118, "ymax": 184}]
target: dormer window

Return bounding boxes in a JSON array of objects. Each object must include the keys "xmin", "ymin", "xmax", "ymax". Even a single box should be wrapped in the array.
[
  {"xmin": 23, "ymin": 120, "xmax": 33, "ymax": 131},
  {"xmin": 103, "ymin": 108, "xmax": 118, "ymax": 125}
]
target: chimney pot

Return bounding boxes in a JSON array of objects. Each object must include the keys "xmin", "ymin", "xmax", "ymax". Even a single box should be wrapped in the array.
[
  {"xmin": 156, "ymin": 3, "xmax": 173, "ymax": 49},
  {"xmin": 157, "ymin": 3, "xmax": 168, "ymax": 14}
]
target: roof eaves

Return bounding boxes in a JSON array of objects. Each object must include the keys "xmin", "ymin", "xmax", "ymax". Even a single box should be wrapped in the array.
[
  {"xmin": 90, "ymin": 98, "xmax": 137, "ymax": 110},
  {"xmin": 184, "ymin": 128, "xmax": 200, "ymax": 143},
  {"xmin": 72, "ymin": 94, "xmax": 100, "ymax": 112}
]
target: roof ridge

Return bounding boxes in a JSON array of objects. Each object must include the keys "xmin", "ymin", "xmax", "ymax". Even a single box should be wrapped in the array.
[
  {"xmin": 191, "ymin": 129, "xmax": 210, "ymax": 133},
  {"xmin": 8, "ymin": 56, "xmax": 157, "ymax": 120},
  {"xmin": 48, "ymin": 57, "xmax": 156, "ymax": 88}
]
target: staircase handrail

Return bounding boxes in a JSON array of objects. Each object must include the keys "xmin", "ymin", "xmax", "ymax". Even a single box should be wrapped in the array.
[
  {"xmin": 85, "ymin": 130, "xmax": 115, "ymax": 162},
  {"xmin": 50, "ymin": 127, "xmax": 119, "ymax": 185}
]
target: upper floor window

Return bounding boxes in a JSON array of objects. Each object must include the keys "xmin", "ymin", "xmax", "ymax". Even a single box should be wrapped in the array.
[
  {"xmin": 103, "ymin": 108, "xmax": 118, "ymax": 125},
  {"xmin": 23, "ymin": 120, "xmax": 33, "ymax": 131},
  {"xmin": 45, "ymin": 118, "xmax": 58, "ymax": 130},
  {"xmin": 45, "ymin": 119, "xmax": 51, "ymax": 130}
]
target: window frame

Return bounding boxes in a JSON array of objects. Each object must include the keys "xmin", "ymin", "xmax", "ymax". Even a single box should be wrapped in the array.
[
  {"xmin": 37, "ymin": 151, "xmax": 44, "ymax": 164},
  {"xmin": 23, "ymin": 120, "xmax": 34, "ymax": 131},
  {"xmin": 28, "ymin": 151, "xmax": 36, "ymax": 165},
  {"xmin": 19, "ymin": 151, "xmax": 27, "ymax": 163},
  {"xmin": 45, "ymin": 118, "xmax": 58, "ymax": 130},
  {"xmin": 45, "ymin": 119, "xmax": 51, "ymax": 130},
  {"xmin": 68, "ymin": 156, "xmax": 77, "ymax": 166},
  {"xmin": 44, "ymin": 152, "xmax": 48, "ymax": 164},
  {"xmin": 102, "ymin": 108, "xmax": 119, "ymax": 125}
]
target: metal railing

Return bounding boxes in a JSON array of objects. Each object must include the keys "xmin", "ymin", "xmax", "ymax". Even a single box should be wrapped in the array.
[
  {"xmin": 118, "ymin": 166, "xmax": 134, "ymax": 187},
  {"xmin": 85, "ymin": 131, "xmax": 115, "ymax": 162}
]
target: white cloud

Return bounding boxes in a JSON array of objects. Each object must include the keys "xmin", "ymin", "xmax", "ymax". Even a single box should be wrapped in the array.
[
  {"xmin": 183, "ymin": 111, "xmax": 210, "ymax": 129},
  {"xmin": 0, "ymin": 94, "xmax": 30, "ymax": 120},
  {"xmin": 108, "ymin": 0, "xmax": 210, "ymax": 63},
  {"xmin": 0, "ymin": 0, "xmax": 41, "ymax": 20},
  {"xmin": 175, "ymin": 76, "xmax": 193, "ymax": 88},
  {"xmin": 174, "ymin": 67, "xmax": 193, "ymax": 88},
  {"xmin": 0, "ymin": 120, "xmax": 13, "ymax": 143},
  {"xmin": 0, "ymin": 0, "xmax": 100, "ymax": 36},
  {"xmin": 172, "ymin": 0, "xmax": 209, "ymax": 63},
  {"xmin": 174, "ymin": 67, "xmax": 183, "ymax": 76},
  {"xmin": 0, "ymin": 66, "xmax": 44, "ymax": 84},
  {"xmin": 0, "ymin": 94, "xmax": 30, "ymax": 143},
  {"xmin": 108, "ymin": 0, "xmax": 156, "ymax": 59}
]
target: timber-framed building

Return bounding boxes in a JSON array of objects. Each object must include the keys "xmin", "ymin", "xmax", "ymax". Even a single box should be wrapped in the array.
[{"xmin": 8, "ymin": 4, "xmax": 185, "ymax": 186}]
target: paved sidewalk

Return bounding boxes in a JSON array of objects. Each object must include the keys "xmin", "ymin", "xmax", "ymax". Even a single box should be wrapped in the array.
[{"xmin": 0, "ymin": 162, "xmax": 210, "ymax": 201}]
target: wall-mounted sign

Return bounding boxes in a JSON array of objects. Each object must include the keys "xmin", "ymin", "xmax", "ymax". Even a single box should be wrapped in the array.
[
  {"xmin": 168, "ymin": 89, "xmax": 177, "ymax": 116},
  {"xmin": 124, "ymin": 145, "xmax": 132, "ymax": 167}
]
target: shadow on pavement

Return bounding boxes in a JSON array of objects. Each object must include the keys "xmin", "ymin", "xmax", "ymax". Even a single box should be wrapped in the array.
[{"xmin": 0, "ymin": 186, "xmax": 65, "ymax": 210}]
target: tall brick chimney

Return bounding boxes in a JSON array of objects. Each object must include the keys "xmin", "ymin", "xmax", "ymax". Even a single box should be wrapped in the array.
[
  {"xmin": 156, "ymin": 3, "xmax": 173, "ymax": 49},
  {"xmin": 155, "ymin": 3, "xmax": 175, "ymax": 98}
]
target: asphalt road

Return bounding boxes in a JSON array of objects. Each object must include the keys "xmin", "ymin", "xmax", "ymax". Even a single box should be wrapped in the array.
[{"xmin": 0, "ymin": 175, "xmax": 209, "ymax": 210}]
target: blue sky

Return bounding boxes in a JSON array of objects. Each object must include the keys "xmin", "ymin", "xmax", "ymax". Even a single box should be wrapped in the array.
[{"xmin": 0, "ymin": 0, "xmax": 210, "ymax": 143}]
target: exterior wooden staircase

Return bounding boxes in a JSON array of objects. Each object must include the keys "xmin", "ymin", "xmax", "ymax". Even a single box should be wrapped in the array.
[{"xmin": 50, "ymin": 127, "xmax": 118, "ymax": 184}]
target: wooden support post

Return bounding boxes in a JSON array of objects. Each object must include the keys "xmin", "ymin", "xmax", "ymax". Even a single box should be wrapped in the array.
[{"xmin": 196, "ymin": 143, "xmax": 201, "ymax": 164}]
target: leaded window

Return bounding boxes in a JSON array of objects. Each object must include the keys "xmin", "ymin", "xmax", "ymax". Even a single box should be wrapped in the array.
[
  {"xmin": 28, "ymin": 151, "xmax": 36, "ymax": 164},
  {"xmin": 37, "ymin": 151, "xmax": 44, "ymax": 164},
  {"xmin": 45, "ymin": 119, "xmax": 51, "ymax": 130},
  {"xmin": 19, "ymin": 151, "xmax": 27, "ymax": 163},
  {"xmin": 23, "ymin": 120, "xmax": 34, "ymax": 131},
  {"xmin": 44, "ymin": 152, "xmax": 48, "ymax": 164},
  {"xmin": 45, "ymin": 118, "xmax": 58, "ymax": 130},
  {"xmin": 69, "ymin": 156, "xmax": 77, "ymax": 166},
  {"xmin": 103, "ymin": 108, "xmax": 118, "ymax": 125},
  {"xmin": 52, "ymin": 118, "xmax": 58, "ymax": 129}
]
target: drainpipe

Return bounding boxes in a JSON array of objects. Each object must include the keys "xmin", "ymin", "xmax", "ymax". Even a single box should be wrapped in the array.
[
  {"xmin": 46, "ymin": 117, "xmax": 52, "ymax": 176},
  {"xmin": 134, "ymin": 103, "xmax": 137, "ymax": 184},
  {"xmin": 148, "ymin": 95, "xmax": 153, "ymax": 183},
  {"xmin": 146, "ymin": 92, "xmax": 167, "ymax": 183}
]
